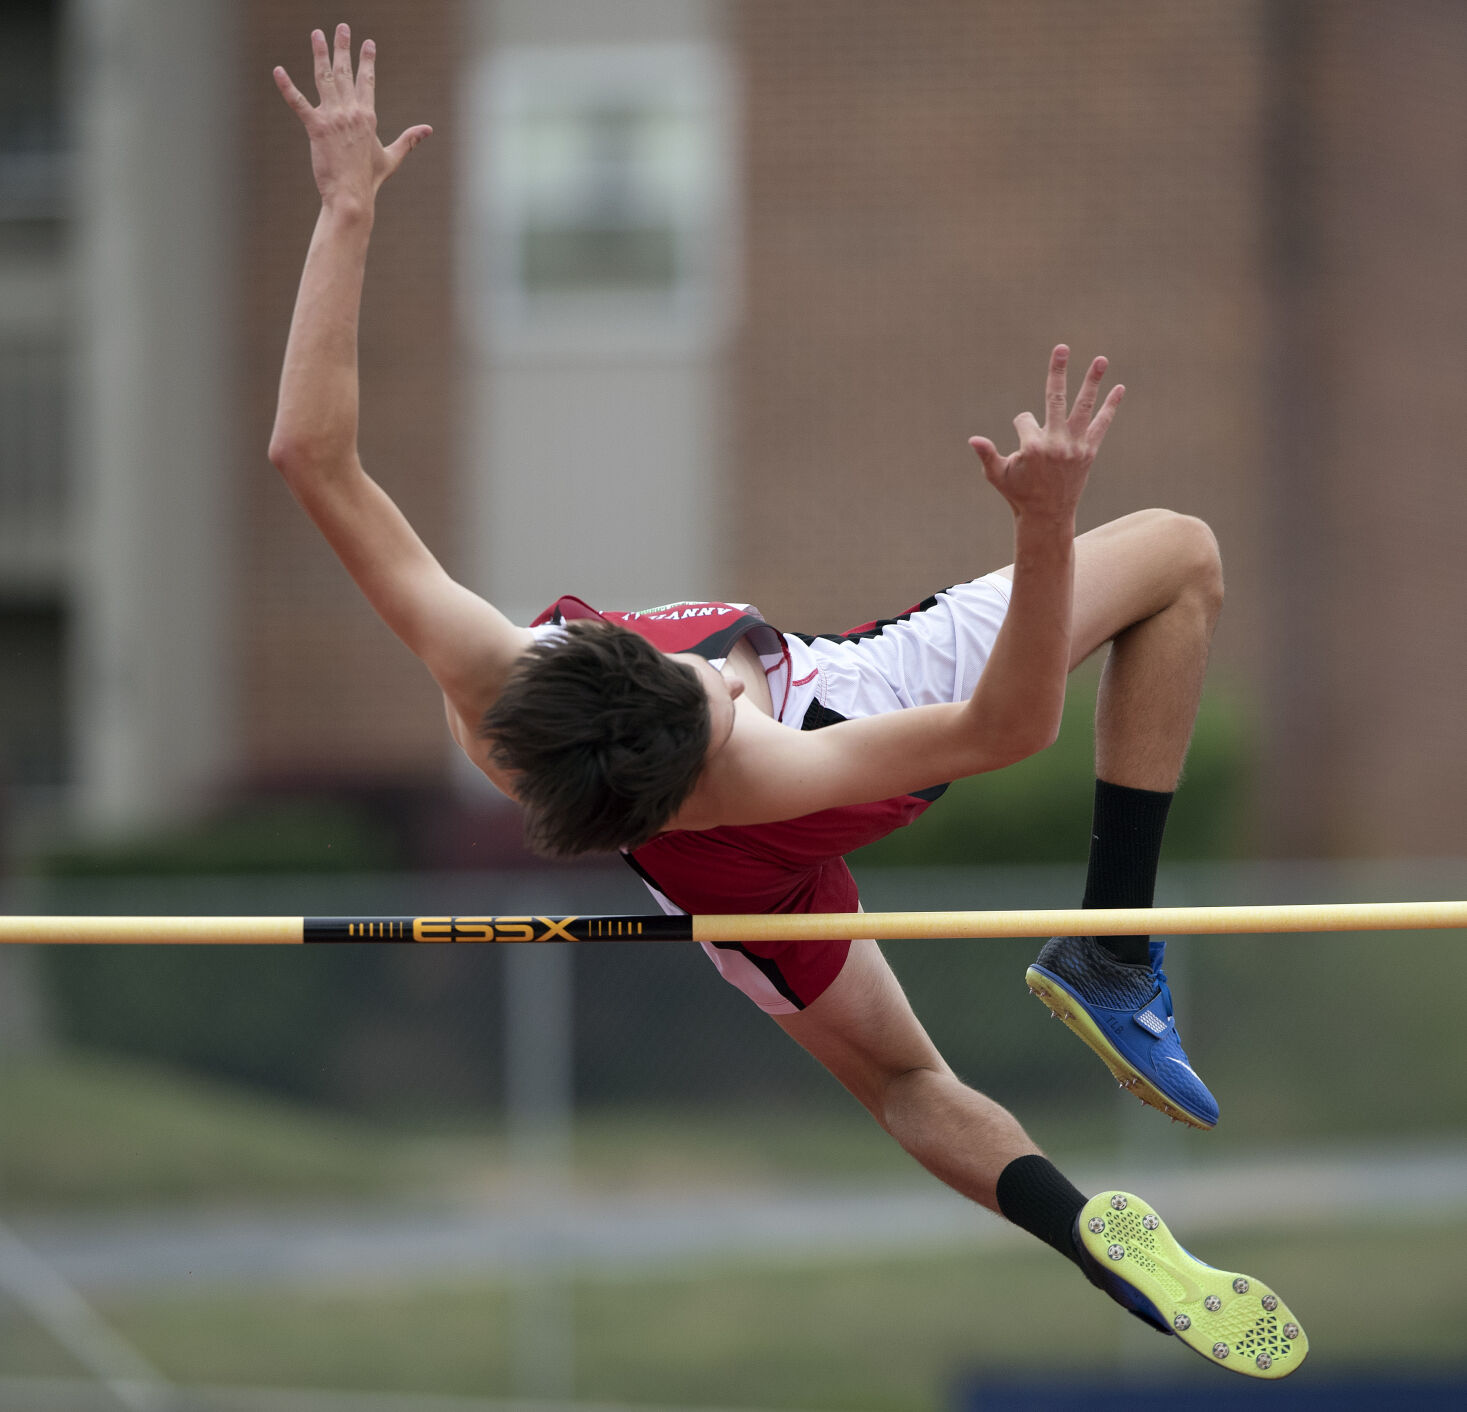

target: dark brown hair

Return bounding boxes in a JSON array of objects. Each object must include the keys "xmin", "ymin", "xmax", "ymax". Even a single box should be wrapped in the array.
[{"xmin": 480, "ymin": 619, "xmax": 711, "ymax": 857}]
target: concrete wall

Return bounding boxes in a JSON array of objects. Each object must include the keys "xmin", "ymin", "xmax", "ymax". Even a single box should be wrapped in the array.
[{"xmin": 69, "ymin": 0, "xmax": 235, "ymax": 830}]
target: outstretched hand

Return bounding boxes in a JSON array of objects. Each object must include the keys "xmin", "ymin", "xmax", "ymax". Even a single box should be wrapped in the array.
[
  {"xmin": 273, "ymin": 24, "xmax": 432, "ymax": 209},
  {"xmin": 969, "ymin": 346, "xmax": 1124, "ymax": 521}
]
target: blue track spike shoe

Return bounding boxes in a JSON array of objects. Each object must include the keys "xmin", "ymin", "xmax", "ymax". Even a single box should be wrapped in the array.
[
  {"xmin": 1025, "ymin": 935, "xmax": 1219, "ymax": 1129},
  {"xmin": 1077, "ymin": 1190, "xmax": 1309, "ymax": 1379}
]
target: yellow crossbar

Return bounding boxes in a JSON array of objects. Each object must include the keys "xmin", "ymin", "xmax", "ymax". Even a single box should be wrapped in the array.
[
  {"xmin": 0, "ymin": 900, "xmax": 1464, "ymax": 944},
  {"xmin": 694, "ymin": 900, "xmax": 1467, "ymax": 941}
]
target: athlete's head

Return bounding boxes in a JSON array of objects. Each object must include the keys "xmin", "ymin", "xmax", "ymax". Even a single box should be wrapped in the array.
[{"xmin": 481, "ymin": 619, "xmax": 717, "ymax": 857}]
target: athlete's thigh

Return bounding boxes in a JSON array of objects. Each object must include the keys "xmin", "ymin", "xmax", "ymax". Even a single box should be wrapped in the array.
[
  {"xmin": 773, "ymin": 939, "xmax": 952, "ymax": 1117},
  {"xmin": 993, "ymin": 509, "xmax": 1214, "ymax": 669}
]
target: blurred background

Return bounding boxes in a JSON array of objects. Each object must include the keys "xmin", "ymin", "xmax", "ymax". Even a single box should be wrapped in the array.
[{"xmin": 2, "ymin": 0, "xmax": 1466, "ymax": 1408}]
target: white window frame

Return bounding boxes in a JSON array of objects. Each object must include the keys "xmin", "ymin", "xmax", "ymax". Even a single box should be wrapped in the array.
[{"xmin": 468, "ymin": 41, "xmax": 738, "ymax": 359}]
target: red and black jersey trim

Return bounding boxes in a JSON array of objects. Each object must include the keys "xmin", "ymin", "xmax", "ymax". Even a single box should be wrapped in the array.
[
  {"xmin": 791, "ymin": 593, "xmax": 943, "ymax": 647},
  {"xmin": 535, "ymin": 594, "xmax": 796, "ymax": 719},
  {"xmin": 536, "ymin": 595, "xmax": 762, "ymax": 664},
  {"xmin": 670, "ymin": 618, "xmax": 764, "ymax": 664}
]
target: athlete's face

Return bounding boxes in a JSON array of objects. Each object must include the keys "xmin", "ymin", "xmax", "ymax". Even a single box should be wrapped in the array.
[{"xmin": 669, "ymin": 652, "xmax": 744, "ymax": 762}]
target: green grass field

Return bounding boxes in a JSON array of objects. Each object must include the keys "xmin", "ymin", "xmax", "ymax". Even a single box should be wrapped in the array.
[
  {"xmin": 0, "ymin": 1048, "xmax": 1132, "ymax": 1211},
  {"xmin": 2, "ymin": 1223, "xmax": 1464, "ymax": 1410},
  {"xmin": 3, "ymin": 1050, "xmax": 1465, "ymax": 1409},
  {"xmin": 0, "ymin": 1051, "xmax": 415, "ymax": 1207}
]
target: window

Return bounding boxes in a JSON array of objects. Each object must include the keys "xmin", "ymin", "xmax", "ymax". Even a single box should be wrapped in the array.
[
  {"xmin": 0, "ymin": 338, "xmax": 67, "ymax": 580},
  {"xmin": 472, "ymin": 42, "xmax": 736, "ymax": 353},
  {"xmin": 0, "ymin": 601, "xmax": 67, "ymax": 788},
  {"xmin": 0, "ymin": 0, "xmax": 68, "ymax": 583},
  {"xmin": 0, "ymin": 0, "xmax": 66, "ymax": 222}
]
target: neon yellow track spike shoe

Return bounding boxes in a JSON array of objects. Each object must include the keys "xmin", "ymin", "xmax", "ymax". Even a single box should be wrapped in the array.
[{"xmin": 1076, "ymin": 1190, "xmax": 1308, "ymax": 1379}]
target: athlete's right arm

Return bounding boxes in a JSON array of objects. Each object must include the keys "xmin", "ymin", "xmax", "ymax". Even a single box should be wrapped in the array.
[{"xmin": 267, "ymin": 26, "xmax": 532, "ymax": 721}]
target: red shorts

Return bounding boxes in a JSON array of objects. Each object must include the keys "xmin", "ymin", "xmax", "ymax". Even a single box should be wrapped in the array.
[{"xmin": 627, "ymin": 828, "xmax": 868, "ymax": 1015}]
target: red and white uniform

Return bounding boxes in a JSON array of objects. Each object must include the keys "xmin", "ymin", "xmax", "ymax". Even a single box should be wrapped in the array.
[{"xmin": 531, "ymin": 574, "xmax": 1012, "ymax": 1015}]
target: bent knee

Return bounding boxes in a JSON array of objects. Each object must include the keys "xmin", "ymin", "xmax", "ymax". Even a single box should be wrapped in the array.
[
  {"xmin": 1131, "ymin": 508, "xmax": 1224, "ymax": 615},
  {"xmin": 1174, "ymin": 512, "xmax": 1224, "ymax": 614}
]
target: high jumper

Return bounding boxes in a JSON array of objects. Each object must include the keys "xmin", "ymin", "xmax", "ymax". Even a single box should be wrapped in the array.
[{"xmin": 266, "ymin": 25, "xmax": 1304, "ymax": 1377}]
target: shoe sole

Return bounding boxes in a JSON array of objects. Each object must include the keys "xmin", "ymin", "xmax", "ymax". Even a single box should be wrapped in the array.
[
  {"xmin": 1025, "ymin": 964, "xmax": 1215, "ymax": 1129},
  {"xmin": 1079, "ymin": 1190, "xmax": 1308, "ymax": 1378}
]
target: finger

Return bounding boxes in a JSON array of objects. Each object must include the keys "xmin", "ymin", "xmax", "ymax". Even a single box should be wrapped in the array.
[
  {"xmin": 1044, "ymin": 344, "xmax": 1070, "ymax": 426},
  {"xmin": 383, "ymin": 124, "xmax": 434, "ymax": 170},
  {"xmin": 1083, "ymin": 384, "xmax": 1126, "ymax": 449},
  {"xmin": 273, "ymin": 65, "xmax": 313, "ymax": 120},
  {"xmin": 1013, "ymin": 409, "xmax": 1041, "ymax": 443},
  {"xmin": 310, "ymin": 28, "xmax": 334, "ymax": 102},
  {"xmin": 1069, "ymin": 355, "xmax": 1108, "ymax": 427},
  {"xmin": 356, "ymin": 37, "xmax": 377, "ymax": 102},
  {"xmin": 968, "ymin": 437, "xmax": 1006, "ymax": 481},
  {"xmin": 333, "ymin": 23, "xmax": 354, "ymax": 83}
]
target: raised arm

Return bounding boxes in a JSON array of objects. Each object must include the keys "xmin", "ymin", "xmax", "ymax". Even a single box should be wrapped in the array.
[
  {"xmin": 267, "ymin": 26, "xmax": 531, "ymax": 722},
  {"xmin": 685, "ymin": 346, "xmax": 1123, "ymax": 828},
  {"xmin": 957, "ymin": 343, "xmax": 1123, "ymax": 758}
]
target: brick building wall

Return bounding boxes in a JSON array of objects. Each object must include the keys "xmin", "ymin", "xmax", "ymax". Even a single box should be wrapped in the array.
[
  {"xmin": 731, "ymin": 0, "xmax": 1268, "ymax": 653},
  {"xmin": 236, "ymin": 1, "xmax": 464, "ymax": 786},
  {"xmin": 1280, "ymin": 2, "xmax": 1467, "ymax": 855},
  {"xmin": 225, "ymin": 0, "xmax": 1467, "ymax": 858},
  {"xmin": 732, "ymin": 0, "xmax": 1467, "ymax": 857}
]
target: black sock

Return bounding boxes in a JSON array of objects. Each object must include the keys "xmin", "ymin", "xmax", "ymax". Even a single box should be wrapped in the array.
[
  {"xmin": 1081, "ymin": 778, "xmax": 1173, "ymax": 966},
  {"xmin": 994, "ymin": 1153, "xmax": 1087, "ymax": 1271}
]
